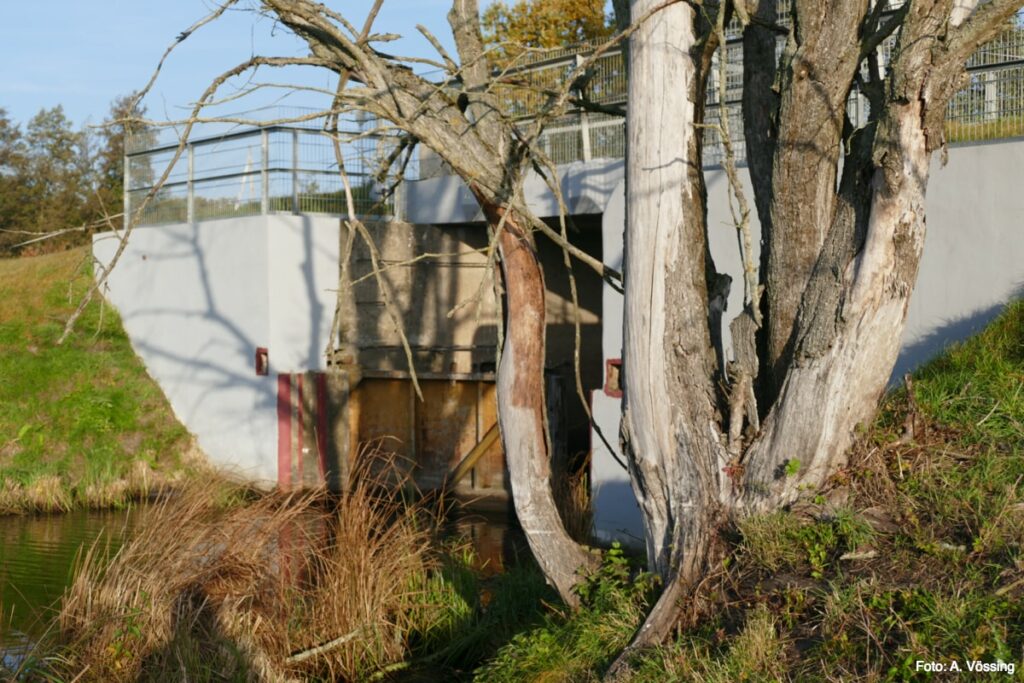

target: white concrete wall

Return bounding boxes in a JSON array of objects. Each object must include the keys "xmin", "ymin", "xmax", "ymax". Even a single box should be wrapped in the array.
[
  {"xmin": 93, "ymin": 214, "xmax": 342, "ymax": 483},
  {"xmin": 898, "ymin": 140, "xmax": 1024, "ymax": 376},
  {"xmin": 266, "ymin": 214, "xmax": 341, "ymax": 373}
]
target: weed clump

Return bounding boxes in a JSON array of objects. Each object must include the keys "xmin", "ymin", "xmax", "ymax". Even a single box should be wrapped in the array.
[
  {"xmin": 51, "ymin": 456, "xmax": 453, "ymax": 682},
  {"xmin": 474, "ymin": 543, "xmax": 654, "ymax": 682}
]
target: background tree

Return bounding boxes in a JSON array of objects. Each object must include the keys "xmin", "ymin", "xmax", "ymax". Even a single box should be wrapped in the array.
[
  {"xmin": 0, "ymin": 108, "xmax": 32, "ymax": 253},
  {"xmin": 0, "ymin": 97, "xmax": 145, "ymax": 256},
  {"xmin": 482, "ymin": 0, "xmax": 614, "ymax": 62},
  {"xmin": 21, "ymin": 106, "xmax": 93, "ymax": 249}
]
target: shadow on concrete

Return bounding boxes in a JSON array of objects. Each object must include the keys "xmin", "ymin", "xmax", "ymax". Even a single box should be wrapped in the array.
[{"xmin": 892, "ymin": 283, "xmax": 1024, "ymax": 380}]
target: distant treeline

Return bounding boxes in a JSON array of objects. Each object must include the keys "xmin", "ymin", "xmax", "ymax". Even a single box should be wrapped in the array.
[{"xmin": 0, "ymin": 94, "xmax": 144, "ymax": 256}]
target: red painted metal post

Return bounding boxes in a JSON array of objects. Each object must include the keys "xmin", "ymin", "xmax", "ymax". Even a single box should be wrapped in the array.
[
  {"xmin": 316, "ymin": 373, "xmax": 329, "ymax": 480},
  {"xmin": 276, "ymin": 374, "xmax": 292, "ymax": 489},
  {"xmin": 296, "ymin": 374, "xmax": 304, "ymax": 485}
]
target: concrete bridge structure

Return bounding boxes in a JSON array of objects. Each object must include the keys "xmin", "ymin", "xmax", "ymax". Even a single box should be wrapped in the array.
[{"xmin": 96, "ymin": 22, "xmax": 1024, "ymax": 545}]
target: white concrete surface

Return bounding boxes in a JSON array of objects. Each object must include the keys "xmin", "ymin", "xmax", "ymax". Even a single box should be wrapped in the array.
[{"xmin": 93, "ymin": 214, "xmax": 341, "ymax": 483}]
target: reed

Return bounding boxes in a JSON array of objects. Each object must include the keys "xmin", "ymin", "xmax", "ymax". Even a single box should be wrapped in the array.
[{"xmin": 53, "ymin": 451, "xmax": 448, "ymax": 682}]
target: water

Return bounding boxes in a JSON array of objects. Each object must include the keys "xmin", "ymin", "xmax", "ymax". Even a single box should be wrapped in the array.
[{"xmin": 0, "ymin": 508, "xmax": 138, "ymax": 646}]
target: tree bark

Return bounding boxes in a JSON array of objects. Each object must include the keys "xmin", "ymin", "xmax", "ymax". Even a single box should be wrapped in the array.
[
  {"xmin": 475, "ymin": 194, "xmax": 598, "ymax": 605},
  {"xmin": 757, "ymin": 1, "xmax": 869, "ymax": 394},
  {"xmin": 621, "ymin": 0, "xmax": 723, "ymax": 582},
  {"xmin": 613, "ymin": 5, "xmax": 730, "ymax": 675}
]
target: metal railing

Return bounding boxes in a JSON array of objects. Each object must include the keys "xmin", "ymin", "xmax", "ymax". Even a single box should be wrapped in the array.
[
  {"xmin": 125, "ymin": 19, "xmax": 1024, "ymax": 216},
  {"xmin": 416, "ymin": 16, "xmax": 1024, "ymax": 179},
  {"xmin": 126, "ymin": 109, "xmax": 402, "ymax": 227}
]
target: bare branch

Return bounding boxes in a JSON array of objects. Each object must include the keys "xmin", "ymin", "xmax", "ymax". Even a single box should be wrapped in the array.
[
  {"xmin": 951, "ymin": 0, "xmax": 1024, "ymax": 62},
  {"xmin": 859, "ymin": 2, "xmax": 909, "ymax": 62},
  {"xmin": 133, "ymin": 2, "xmax": 241, "ymax": 111}
]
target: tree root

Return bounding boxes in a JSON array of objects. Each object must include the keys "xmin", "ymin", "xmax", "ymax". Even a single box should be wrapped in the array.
[{"xmin": 602, "ymin": 573, "xmax": 689, "ymax": 681}]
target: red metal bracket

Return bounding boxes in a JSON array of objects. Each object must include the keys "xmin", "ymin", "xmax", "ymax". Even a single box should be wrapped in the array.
[
  {"xmin": 604, "ymin": 358, "xmax": 623, "ymax": 398},
  {"xmin": 255, "ymin": 347, "xmax": 269, "ymax": 376}
]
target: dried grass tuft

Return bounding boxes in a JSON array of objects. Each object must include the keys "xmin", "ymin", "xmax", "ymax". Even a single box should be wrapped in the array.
[
  {"xmin": 0, "ymin": 475, "xmax": 74, "ymax": 514},
  {"xmin": 55, "ymin": 451, "xmax": 444, "ymax": 682}
]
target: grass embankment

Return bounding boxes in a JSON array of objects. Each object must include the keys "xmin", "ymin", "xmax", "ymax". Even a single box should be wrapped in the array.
[
  {"xmin": 477, "ymin": 300, "xmax": 1024, "ymax": 681},
  {"xmin": 0, "ymin": 248, "xmax": 196, "ymax": 513}
]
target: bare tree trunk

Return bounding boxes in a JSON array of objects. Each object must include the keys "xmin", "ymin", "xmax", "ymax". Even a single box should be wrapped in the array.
[
  {"xmin": 476, "ymin": 195, "xmax": 598, "ymax": 605},
  {"xmin": 613, "ymin": 4, "xmax": 728, "ymax": 675},
  {"xmin": 621, "ymin": 0, "xmax": 722, "ymax": 581},
  {"xmin": 737, "ymin": 0, "xmax": 961, "ymax": 509}
]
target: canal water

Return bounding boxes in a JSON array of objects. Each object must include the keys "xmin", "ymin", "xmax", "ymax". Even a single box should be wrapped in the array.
[{"xmin": 0, "ymin": 507, "xmax": 140, "ymax": 668}]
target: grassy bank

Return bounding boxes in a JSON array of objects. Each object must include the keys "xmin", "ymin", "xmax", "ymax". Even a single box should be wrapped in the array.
[
  {"xmin": 8, "ymin": 460, "xmax": 553, "ymax": 682},
  {"xmin": 476, "ymin": 300, "xmax": 1024, "ymax": 681},
  {"xmin": 0, "ymin": 248, "xmax": 196, "ymax": 513}
]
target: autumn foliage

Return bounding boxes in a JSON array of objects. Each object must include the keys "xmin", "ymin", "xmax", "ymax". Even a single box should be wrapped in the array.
[{"xmin": 481, "ymin": 0, "xmax": 613, "ymax": 63}]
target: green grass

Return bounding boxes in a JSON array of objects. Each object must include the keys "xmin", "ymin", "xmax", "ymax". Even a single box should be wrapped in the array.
[
  {"xmin": 906, "ymin": 301, "xmax": 1024, "ymax": 445},
  {"xmin": 473, "ymin": 544, "xmax": 653, "ymax": 683},
  {"xmin": 465, "ymin": 300, "xmax": 1024, "ymax": 682},
  {"xmin": 0, "ymin": 248, "xmax": 194, "ymax": 512}
]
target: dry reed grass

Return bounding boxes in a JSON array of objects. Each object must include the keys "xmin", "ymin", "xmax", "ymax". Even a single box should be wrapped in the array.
[
  {"xmin": 0, "ymin": 475, "xmax": 74, "ymax": 514},
  {"xmin": 52, "ymin": 450, "xmax": 446, "ymax": 682},
  {"xmin": 554, "ymin": 456, "xmax": 594, "ymax": 545},
  {"xmin": 0, "ymin": 452, "xmax": 204, "ymax": 516}
]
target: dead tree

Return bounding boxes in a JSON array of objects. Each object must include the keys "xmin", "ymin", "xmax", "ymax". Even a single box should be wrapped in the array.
[{"xmin": 610, "ymin": 0, "xmax": 1024, "ymax": 675}]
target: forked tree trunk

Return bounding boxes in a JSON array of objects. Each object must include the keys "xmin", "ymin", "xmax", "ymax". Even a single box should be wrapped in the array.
[{"xmin": 609, "ymin": 0, "xmax": 1017, "ymax": 677}]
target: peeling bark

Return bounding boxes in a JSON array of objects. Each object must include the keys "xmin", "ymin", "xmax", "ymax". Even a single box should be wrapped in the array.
[{"xmin": 475, "ymin": 195, "xmax": 598, "ymax": 604}]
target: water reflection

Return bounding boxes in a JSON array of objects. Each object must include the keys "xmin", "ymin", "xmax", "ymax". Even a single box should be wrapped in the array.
[
  {"xmin": 446, "ymin": 506, "xmax": 530, "ymax": 576},
  {"xmin": 0, "ymin": 508, "xmax": 137, "ymax": 645}
]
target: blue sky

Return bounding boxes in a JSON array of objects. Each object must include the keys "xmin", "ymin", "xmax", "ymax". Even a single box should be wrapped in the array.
[{"xmin": 0, "ymin": 0, "xmax": 456, "ymax": 129}]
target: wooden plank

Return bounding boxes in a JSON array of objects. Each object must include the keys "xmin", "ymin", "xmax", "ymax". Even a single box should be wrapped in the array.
[
  {"xmin": 323, "ymin": 370, "xmax": 351, "ymax": 492},
  {"xmin": 448, "ymin": 422, "xmax": 500, "ymax": 487},
  {"xmin": 349, "ymin": 379, "xmax": 414, "ymax": 481},
  {"xmin": 415, "ymin": 380, "xmax": 479, "ymax": 489},
  {"xmin": 473, "ymin": 382, "xmax": 506, "ymax": 492}
]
